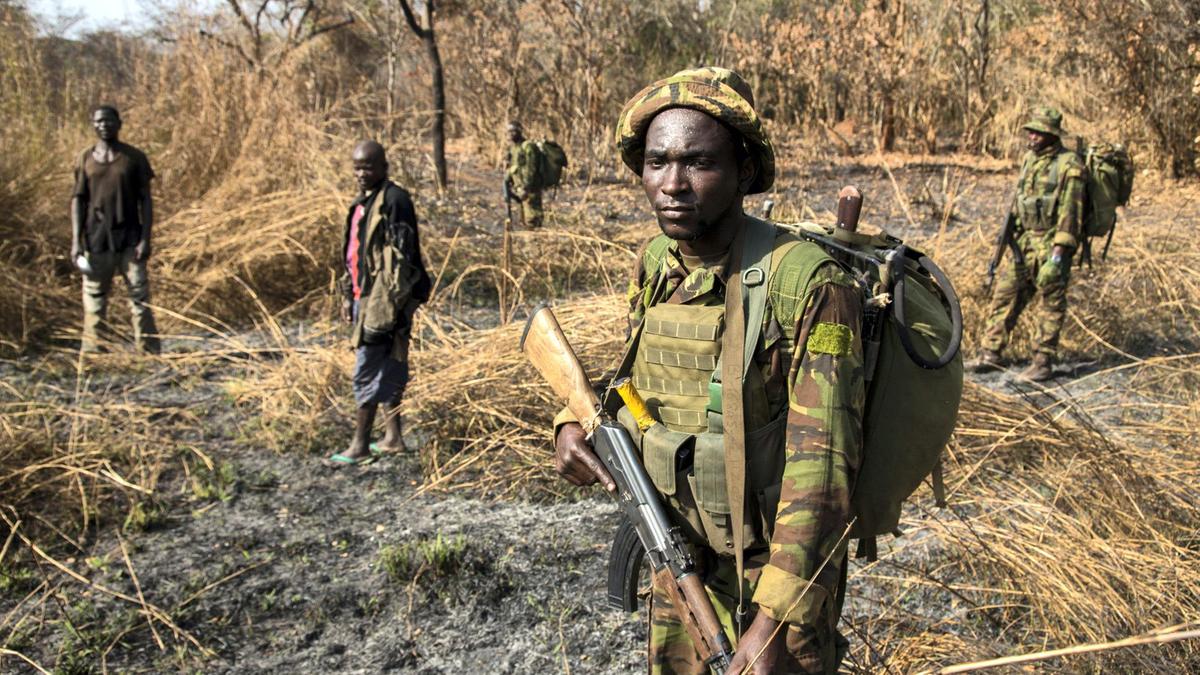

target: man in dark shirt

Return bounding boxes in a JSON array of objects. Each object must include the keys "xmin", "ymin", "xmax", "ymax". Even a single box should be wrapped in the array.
[
  {"xmin": 71, "ymin": 105, "xmax": 159, "ymax": 353},
  {"xmin": 328, "ymin": 140, "xmax": 431, "ymax": 467}
]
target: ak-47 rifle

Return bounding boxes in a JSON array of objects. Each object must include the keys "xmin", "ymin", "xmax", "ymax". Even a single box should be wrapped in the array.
[
  {"xmin": 520, "ymin": 305, "xmax": 735, "ymax": 674},
  {"xmin": 986, "ymin": 208, "xmax": 1025, "ymax": 291}
]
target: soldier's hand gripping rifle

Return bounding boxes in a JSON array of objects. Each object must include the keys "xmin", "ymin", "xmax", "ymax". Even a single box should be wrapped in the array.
[
  {"xmin": 986, "ymin": 208, "xmax": 1026, "ymax": 291},
  {"xmin": 520, "ymin": 305, "xmax": 735, "ymax": 675}
]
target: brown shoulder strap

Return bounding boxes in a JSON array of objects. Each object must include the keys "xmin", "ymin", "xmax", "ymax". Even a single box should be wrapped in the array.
[{"xmin": 721, "ymin": 223, "xmax": 749, "ymax": 633}]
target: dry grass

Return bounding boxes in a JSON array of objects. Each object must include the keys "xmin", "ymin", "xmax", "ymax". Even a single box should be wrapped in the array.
[
  {"xmin": 1, "ymin": 0, "xmax": 1199, "ymax": 669},
  {"xmin": 194, "ymin": 182, "xmax": 1200, "ymax": 672},
  {"xmin": 3, "ymin": 183, "xmax": 1199, "ymax": 671}
]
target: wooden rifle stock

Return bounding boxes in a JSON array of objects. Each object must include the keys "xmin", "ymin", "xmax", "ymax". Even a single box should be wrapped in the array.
[
  {"xmin": 520, "ymin": 304, "xmax": 602, "ymax": 433},
  {"xmin": 836, "ymin": 185, "xmax": 863, "ymax": 233}
]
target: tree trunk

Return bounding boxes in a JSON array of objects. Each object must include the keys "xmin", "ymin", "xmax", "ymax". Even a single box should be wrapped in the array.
[
  {"xmin": 424, "ymin": 2, "xmax": 447, "ymax": 190},
  {"xmin": 880, "ymin": 94, "xmax": 896, "ymax": 152}
]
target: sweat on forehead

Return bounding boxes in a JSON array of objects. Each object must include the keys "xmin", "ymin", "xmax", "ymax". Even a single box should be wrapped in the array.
[
  {"xmin": 352, "ymin": 141, "xmax": 387, "ymax": 163},
  {"xmin": 644, "ymin": 108, "xmax": 739, "ymax": 150}
]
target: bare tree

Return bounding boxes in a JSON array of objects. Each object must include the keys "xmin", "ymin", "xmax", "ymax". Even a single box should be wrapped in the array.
[
  {"xmin": 345, "ymin": 0, "xmax": 408, "ymax": 140},
  {"xmin": 201, "ymin": 0, "xmax": 354, "ymax": 78},
  {"xmin": 398, "ymin": 0, "xmax": 448, "ymax": 190}
]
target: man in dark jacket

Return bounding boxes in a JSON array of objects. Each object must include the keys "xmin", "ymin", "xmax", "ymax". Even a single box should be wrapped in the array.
[{"xmin": 328, "ymin": 140, "xmax": 431, "ymax": 466}]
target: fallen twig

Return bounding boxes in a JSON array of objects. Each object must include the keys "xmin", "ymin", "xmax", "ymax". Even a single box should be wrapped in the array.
[{"xmin": 930, "ymin": 623, "xmax": 1200, "ymax": 673}]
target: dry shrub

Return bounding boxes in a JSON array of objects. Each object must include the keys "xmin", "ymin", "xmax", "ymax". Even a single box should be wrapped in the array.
[
  {"xmin": 405, "ymin": 294, "xmax": 626, "ymax": 498},
  {"xmin": 222, "ymin": 331, "xmax": 351, "ymax": 454},
  {"xmin": 848, "ymin": 371, "xmax": 1200, "ymax": 671},
  {"xmin": 0, "ymin": 352, "xmax": 212, "ymax": 549}
]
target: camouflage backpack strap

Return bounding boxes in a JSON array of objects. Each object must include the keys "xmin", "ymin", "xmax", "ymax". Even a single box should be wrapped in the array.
[{"xmin": 740, "ymin": 216, "xmax": 778, "ymax": 380}]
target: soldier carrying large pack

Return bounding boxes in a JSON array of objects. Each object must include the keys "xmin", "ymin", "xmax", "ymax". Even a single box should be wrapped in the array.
[
  {"xmin": 543, "ymin": 67, "xmax": 962, "ymax": 674},
  {"xmin": 505, "ymin": 120, "xmax": 567, "ymax": 229},
  {"xmin": 972, "ymin": 106, "xmax": 1086, "ymax": 382}
]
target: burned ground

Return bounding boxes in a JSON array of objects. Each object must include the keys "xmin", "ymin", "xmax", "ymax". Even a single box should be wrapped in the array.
[{"xmin": 2, "ymin": 158, "xmax": 1198, "ymax": 673}]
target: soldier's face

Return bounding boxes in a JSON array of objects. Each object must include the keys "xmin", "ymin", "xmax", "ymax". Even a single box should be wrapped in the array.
[
  {"xmin": 641, "ymin": 108, "xmax": 749, "ymax": 243},
  {"xmin": 92, "ymin": 110, "xmax": 121, "ymax": 142},
  {"xmin": 1027, "ymin": 130, "xmax": 1054, "ymax": 151}
]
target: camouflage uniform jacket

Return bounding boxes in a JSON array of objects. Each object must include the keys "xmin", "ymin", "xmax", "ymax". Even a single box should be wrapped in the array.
[
  {"xmin": 624, "ymin": 229, "xmax": 864, "ymax": 626},
  {"xmin": 1011, "ymin": 142, "xmax": 1086, "ymax": 250},
  {"xmin": 506, "ymin": 140, "xmax": 541, "ymax": 197}
]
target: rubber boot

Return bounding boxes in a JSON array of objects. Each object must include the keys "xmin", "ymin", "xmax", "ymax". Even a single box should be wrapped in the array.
[
  {"xmin": 1018, "ymin": 353, "xmax": 1054, "ymax": 382},
  {"xmin": 966, "ymin": 349, "xmax": 1004, "ymax": 373}
]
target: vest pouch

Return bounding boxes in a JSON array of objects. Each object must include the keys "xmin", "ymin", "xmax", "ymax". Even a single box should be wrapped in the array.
[
  {"xmin": 641, "ymin": 422, "xmax": 693, "ymax": 497},
  {"xmin": 1017, "ymin": 194, "xmax": 1046, "ymax": 231},
  {"xmin": 692, "ymin": 431, "xmax": 730, "ymax": 516}
]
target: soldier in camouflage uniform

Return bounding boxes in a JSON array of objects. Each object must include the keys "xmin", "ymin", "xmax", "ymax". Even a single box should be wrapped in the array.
[
  {"xmin": 505, "ymin": 121, "xmax": 544, "ymax": 228},
  {"xmin": 971, "ymin": 106, "xmax": 1085, "ymax": 382},
  {"xmin": 553, "ymin": 67, "xmax": 864, "ymax": 674}
]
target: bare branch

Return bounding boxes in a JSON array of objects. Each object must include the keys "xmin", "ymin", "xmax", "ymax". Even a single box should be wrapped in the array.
[
  {"xmin": 198, "ymin": 28, "xmax": 256, "ymax": 70},
  {"xmin": 397, "ymin": 0, "xmax": 428, "ymax": 38}
]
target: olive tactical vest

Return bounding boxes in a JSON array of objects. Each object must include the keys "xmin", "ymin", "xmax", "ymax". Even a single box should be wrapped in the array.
[
  {"xmin": 1016, "ymin": 148, "xmax": 1080, "ymax": 233},
  {"xmin": 614, "ymin": 224, "xmax": 835, "ymax": 554}
]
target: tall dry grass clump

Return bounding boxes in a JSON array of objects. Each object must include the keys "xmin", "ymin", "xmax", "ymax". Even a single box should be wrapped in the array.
[{"xmin": 849, "ymin": 375, "xmax": 1200, "ymax": 671}]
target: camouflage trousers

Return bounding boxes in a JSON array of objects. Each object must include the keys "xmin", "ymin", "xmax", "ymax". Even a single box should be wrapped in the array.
[
  {"xmin": 81, "ymin": 247, "xmax": 160, "ymax": 353},
  {"xmin": 520, "ymin": 190, "xmax": 543, "ymax": 229},
  {"xmin": 649, "ymin": 551, "xmax": 847, "ymax": 674},
  {"xmin": 981, "ymin": 231, "xmax": 1070, "ymax": 358}
]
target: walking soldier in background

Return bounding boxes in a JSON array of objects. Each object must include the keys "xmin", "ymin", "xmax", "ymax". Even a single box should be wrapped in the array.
[
  {"xmin": 71, "ymin": 105, "xmax": 160, "ymax": 354},
  {"xmin": 505, "ymin": 121, "xmax": 544, "ymax": 228},
  {"xmin": 552, "ymin": 67, "xmax": 864, "ymax": 673},
  {"xmin": 329, "ymin": 141, "xmax": 431, "ymax": 467},
  {"xmin": 972, "ymin": 106, "xmax": 1085, "ymax": 382},
  {"xmin": 505, "ymin": 120, "xmax": 567, "ymax": 229}
]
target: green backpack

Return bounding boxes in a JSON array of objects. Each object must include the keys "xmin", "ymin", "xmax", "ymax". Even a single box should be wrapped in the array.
[
  {"xmin": 534, "ymin": 139, "xmax": 568, "ymax": 189},
  {"xmin": 629, "ymin": 215, "xmax": 964, "ymax": 560},
  {"xmin": 1081, "ymin": 142, "xmax": 1134, "ymax": 238},
  {"xmin": 779, "ymin": 221, "xmax": 963, "ymax": 557}
]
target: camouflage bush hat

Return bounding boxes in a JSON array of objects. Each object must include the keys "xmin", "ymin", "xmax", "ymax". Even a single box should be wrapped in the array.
[
  {"xmin": 615, "ymin": 66, "xmax": 775, "ymax": 194},
  {"xmin": 1023, "ymin": 106, "xmax": 1066, "ymax": 138}
]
